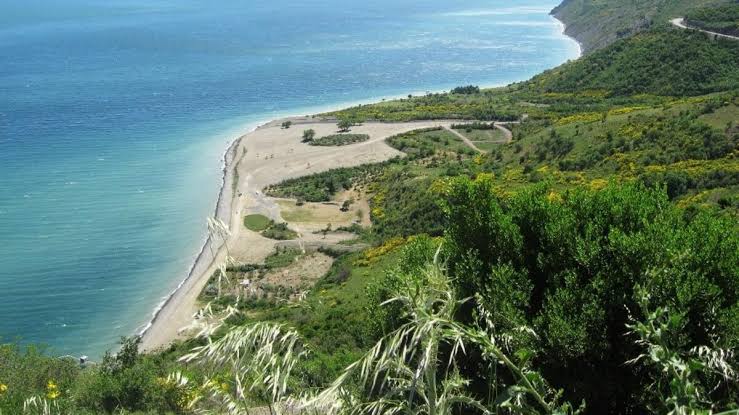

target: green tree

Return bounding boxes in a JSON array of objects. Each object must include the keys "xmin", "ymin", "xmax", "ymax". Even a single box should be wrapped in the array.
[
  {"xmin": 337, "ymin": 119, "xmax": 352, "ymax": 132},
  {"xmin": 302, "ymin": 128, "xmax": 316, "ymax": 143},
  {"xmin": 281, "ymin": 120, "xmax": 292, "ymax": 129}
]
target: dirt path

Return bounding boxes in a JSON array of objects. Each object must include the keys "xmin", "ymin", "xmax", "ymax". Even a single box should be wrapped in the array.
[
  {"xmin": 444, "ymin": 122, "xmax": 516, "ymax": 152},
  {"xmin": 443, "ymin": 126, "xmax": 485, "ymax": 153},
  {"xmin": 493, "ymin": 122, "xmax": 514, "ymax": 143},
  {"xmin": 671, "ymin": 18, "xmax": 739, "ymax": 41}
]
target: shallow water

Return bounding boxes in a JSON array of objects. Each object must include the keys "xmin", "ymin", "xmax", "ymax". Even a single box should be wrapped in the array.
[{"xmin": 0, "ymin": 0, "xmax": 579, "ymax": 357}]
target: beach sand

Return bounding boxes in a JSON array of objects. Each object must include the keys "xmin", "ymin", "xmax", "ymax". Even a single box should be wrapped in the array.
[{"xmin": 140, "ymin": 117, "xmax": 458, "ymax": 351}]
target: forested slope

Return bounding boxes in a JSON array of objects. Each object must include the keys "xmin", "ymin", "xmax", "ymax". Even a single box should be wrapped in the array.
[{"xmin": 551, "ymin": 0, "xmax": 732, "ymax": 52}]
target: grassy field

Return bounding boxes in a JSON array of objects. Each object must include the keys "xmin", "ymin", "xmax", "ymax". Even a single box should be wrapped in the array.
[
  {"xmin": 455, "ymin": 128, "xmax": 507, "ymax": 142},
  {"xmin": 698, "ymin": 103, "xmax": 739, "ymax": 129},
  {"xmin": 243, "ymin": 214, "xmax": 271, "ymax": 231},
  {"xmin": 386, "ymin": 127, "xmax": 476, "ymax": 157}
]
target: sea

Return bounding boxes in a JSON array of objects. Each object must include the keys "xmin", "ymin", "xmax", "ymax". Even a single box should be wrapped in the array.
[{"xmin": 0, "ymin": 0, "xmax": 580, "ymax": 357}]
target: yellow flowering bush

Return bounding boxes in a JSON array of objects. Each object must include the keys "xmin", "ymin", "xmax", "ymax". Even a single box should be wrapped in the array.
[
  {"xmin": 355, "ymin": 237, "xmax": 407, "ymax": 266},
  {"xmin": 46, "ymin": 380, "xmax": 60, "ymax": 400},
  {"xmin": 618, "ymin": 124, "xmax": 642, "ymax": 139},
  {"xmin": 502, "ymin": 167, "xmax": 525, "ymax": 182},
  {"xmin": 609, "ymin": 106, "xmax": 647, "ymax": 116},
  {"xmin": 547, "ymin": 191, "xmax": 563, "ymax": 203},
  {"xmin": 589, "ymin": 178, "xmax": 609, "ymax": 190},
  {"xmin": 555, "ymin": 112, "xmax": 602, "ymax": 126}
]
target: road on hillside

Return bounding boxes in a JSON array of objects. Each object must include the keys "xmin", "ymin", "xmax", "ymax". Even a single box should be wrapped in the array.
[{"xmin": 671, "ymin": 18, "xmax": 739, "ymax": 41}]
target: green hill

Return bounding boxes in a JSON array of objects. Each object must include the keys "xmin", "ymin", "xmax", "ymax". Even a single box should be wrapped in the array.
[
  {"xmin": 529, "ymin": 29, "xmax": 739, "ymax": 96},
  {"xmin": 685, "ymin": 3, "xmax": 739, "ymax": 37},
  {"xmin": 552, "ymin": 0, "xmax": 732, "ymax": 52}
]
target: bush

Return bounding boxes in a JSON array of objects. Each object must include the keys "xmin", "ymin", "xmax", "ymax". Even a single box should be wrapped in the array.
[
  {"xmin": 261, "ymin": 222, "xmax": 298, "ymax": 240},
  {"xmin": 451, "ymin": 85, "xmax": 480, "ymax": 94},
  {"xmin": 309, "ymin": 134, "xmax": 369, "ymax": 146},
  {"xmin": 441, "ymin": 177, "xmax": 739, "ymax": 414}
]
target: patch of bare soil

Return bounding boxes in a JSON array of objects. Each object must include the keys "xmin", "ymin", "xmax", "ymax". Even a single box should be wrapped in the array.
[{"xmin": 256, "ymin": 252, "xmax": 334, "ymax": 294}]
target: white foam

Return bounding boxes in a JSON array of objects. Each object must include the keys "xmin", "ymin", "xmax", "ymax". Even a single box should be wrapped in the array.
[
  {"xmin": 496, "ymin": 20, "xmax": 556, "ymax": 27},
  {"xmin": 443, "ymin": 6, "xmax": 553, "ymax": 17}
]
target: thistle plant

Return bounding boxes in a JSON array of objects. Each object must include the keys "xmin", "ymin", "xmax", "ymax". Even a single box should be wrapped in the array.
[{"xmin": 627, "ymin": 285, "xmax": 739, "ymax": 415}]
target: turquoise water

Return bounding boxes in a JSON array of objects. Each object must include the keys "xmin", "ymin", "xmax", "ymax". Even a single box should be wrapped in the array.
[{"xmin": 0, "ymin": 0, "xmax": 579, "ymax": 357}]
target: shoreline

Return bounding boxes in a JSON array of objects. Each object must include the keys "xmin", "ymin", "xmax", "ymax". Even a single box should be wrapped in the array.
[
  {"xmin": 139, "ymin": 115, "xmax": 456, "ymax": 351},
  {"xmin": 137, "ymin": 131, "xmax": 245, "ymax": 342},
  {"xmin": 138, "ymin": 15, "xmax": 585, "ymax": 352},
  {"xmin": 552, "ymin": 14, "xmax": 584, "ymax": 58}
]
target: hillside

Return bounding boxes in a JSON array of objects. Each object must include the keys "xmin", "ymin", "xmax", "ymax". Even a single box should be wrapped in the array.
[
  {"xmin": 552, "ymin": 0, "xmax": 732, "ymax": 52},
  {"xmin": 528, "ymin": 29, "xmax": 739, "ymax": 96},
  {"xmin": 2, "ymin": 2, "xmax": 739, "ymax": 415},
  {"xmin": 685, "ymin": 3, "xmax": 739, "ymax": 37}
]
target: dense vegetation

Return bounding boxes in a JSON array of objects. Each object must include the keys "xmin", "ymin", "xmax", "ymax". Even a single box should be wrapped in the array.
[
  {"xmin": 551, "ymin": 0, "xmax": 733, "ymax": 52},
  {"xmin": 265, "ymin": 160, "xmax": 394, "ymax": 202},
  {"xmin": 530, "ymin": 29, "xmax": 739, "ymax": 96},
  {"xmin": 308, "ymin": 133, "xmax": 369, "ymax": 146},
  {"xmin": 0, "ymin": 338, "xmax": 196, "ymax": 414},
  {"xmin": 685, "ymin": 3, "xmax": 739, "ymax": 37},
  {"xmin": 4, "ymin": 2, "xmax": 739, "ymax": 414},
  {"xmin": 450, "ymin": 85, "xmax": 480, "ymax": 94},
  {"xmin": 439, "ymin": 177, "xmax": 739, "ymax": 413},
  {"xmin": 243, "ymin": 214, "xmax": 298, "ymax": 240}
]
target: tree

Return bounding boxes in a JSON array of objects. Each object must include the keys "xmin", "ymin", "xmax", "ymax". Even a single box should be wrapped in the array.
[
  {"xmin": 451, "ymin": 85, "xmax": 480, "ymax": 94},
  {"xmin": 337, "ymin": 119, "xmax": 352, "ymax": 132},
  {"xmin": 281, "ymin": 120, "xmax": 292, "ymax": 129},
  {"xmin": 302, "ymin": 128, "xmax": 316, "ymax": 143}
]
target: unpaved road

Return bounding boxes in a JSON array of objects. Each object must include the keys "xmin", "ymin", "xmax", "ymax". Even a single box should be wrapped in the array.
[
  {"xmin": 443, "ymin": 126, "xmax": 485, "ymax": 153},
  {"xmin": 444, "ymin": 122, "xmax": 515, "ymax": 153}
]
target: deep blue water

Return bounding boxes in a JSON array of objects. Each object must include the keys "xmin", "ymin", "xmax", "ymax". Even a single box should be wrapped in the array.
[{"xmin": 0, "ymin": 0, "xmax": 579, "ymax": 357}]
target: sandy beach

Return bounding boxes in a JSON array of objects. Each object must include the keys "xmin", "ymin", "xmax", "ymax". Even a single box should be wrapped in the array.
[{"xmin": 140, "ymin": 117, "xmax": 460, "ymax": 351}]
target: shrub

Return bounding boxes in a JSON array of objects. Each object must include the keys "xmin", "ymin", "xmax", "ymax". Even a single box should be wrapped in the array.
[
  {"xmin": 309, "ymin": 134, "xmax": 369, "ymax": 146},
  {"xmin": 441, "ymin": 176, "xmax": 739, "ymax": 414},
  {"xmin": 451, "ymin": 85, "xmax": 481, "ymax": 94}
]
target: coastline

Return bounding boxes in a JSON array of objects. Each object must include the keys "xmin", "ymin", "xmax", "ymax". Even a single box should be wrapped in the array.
[
  {"xmin": 139, "ymin": 14, "xmax": 585, "ymax": 352},
  {"xmin": 138, "ymin": 131, "xmax": 244, "ymax": 342},
  {"xmin": 139, "ymin": 115, "xmax": 455, "ymax": 351},
  {"xmin": 552, "ymin": 14, "xmax": 584, "ymax": 58}
]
